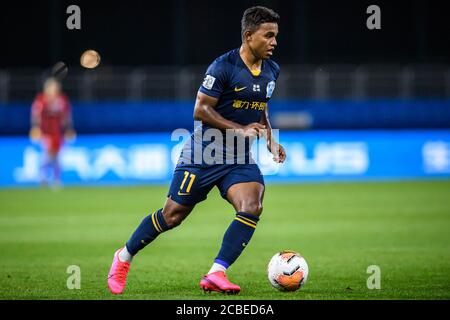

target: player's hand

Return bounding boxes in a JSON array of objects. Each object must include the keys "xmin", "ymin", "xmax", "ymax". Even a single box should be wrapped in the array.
[
  {"xmin": 29, "ymin": 127, "xmax": 41, "ymax": 142},
  {"xmin": 237, "ymin": 123, "xmax": 266, "ymax": 138},
  {"xmin": 268, "ymin": 142, "xmax": 286, "ymax": 163},
  {"xmin": 64, "ymin": 129, "xmax": 77, "ymax": 141}
]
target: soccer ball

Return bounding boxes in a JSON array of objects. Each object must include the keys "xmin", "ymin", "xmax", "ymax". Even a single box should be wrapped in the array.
[{"xmin": 267, "ymin": 250, "xmax": 309, "ymax": 291}]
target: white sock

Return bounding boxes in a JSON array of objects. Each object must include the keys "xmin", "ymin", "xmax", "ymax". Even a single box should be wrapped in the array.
[
  {"xmin": 208, "ymin": 262, "xmax": 227, "ymax": 274},
  {"xmin": 118, "ymin": 246, "xmax": 133, "ymax": 263}
]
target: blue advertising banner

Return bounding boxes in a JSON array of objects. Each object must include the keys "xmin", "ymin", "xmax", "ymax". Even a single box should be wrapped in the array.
[
  {"xmin": 0, "ymin": 130, "xmax": 449, "ymax": 187},
  {"xmin": 2, "ymin": 100, "xmax": 450, "ymax": 135}
]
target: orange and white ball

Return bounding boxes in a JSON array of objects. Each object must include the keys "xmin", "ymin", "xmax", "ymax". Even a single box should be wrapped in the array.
[{"xmin": 268, "ymin": 250, "xmax": 309, "ymax": 291}]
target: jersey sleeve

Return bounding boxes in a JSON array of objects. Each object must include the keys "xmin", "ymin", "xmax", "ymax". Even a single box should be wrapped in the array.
[{"xmin": 198, "ymin": 59, "xmax": 228, "ymax": 98}]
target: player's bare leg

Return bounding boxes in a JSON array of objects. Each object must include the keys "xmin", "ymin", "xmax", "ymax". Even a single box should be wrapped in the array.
[
  {"xmin": 39, "ymin": 138, "xmax": 51, "ymax": 186},
  {"xmin": 39, "ymin": 152, "xmax": 51, "ymax": 187},
  {"xmin": 160, "ymin": 197, "xmax": 195, "ymax": 228},
  {"xmin": 108, "ymin": 197, "xmax": 194, "ymax": 294},
  {"xmin": 49, "ymin": 150, "xmax": 62, "ymax": 189},
  {"xmin": 200, "ymin": 182, "xmax": 264, "ymax": 294},
  {"xmin": 40, "ymin": 140, "xmax": 60, "ymax": 188},
  {"xmin": 226, "ymin": 182, "xmax": 265, "ymax": 217}
]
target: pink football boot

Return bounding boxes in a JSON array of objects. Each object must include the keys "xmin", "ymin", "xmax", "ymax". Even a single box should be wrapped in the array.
[
  {"xmin": 200, "ymin": 271, "xmax": 241, "ymax": 294},
  {"xmin": 107, "ymin": 248, "xmax": 131, "ymax": 294}
]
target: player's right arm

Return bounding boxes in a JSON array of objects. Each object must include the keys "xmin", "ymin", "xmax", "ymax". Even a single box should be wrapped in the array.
[
  {"xmin": 193, "ymin": 92, "xmax": 265, "ymax": 136},
  {"xmin": 29, "ymin": 95, "xmax": 43, "ymax": 141}
]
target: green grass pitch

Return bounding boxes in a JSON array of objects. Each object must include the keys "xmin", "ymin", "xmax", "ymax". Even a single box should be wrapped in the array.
[{"xmin": 0, "ymin": 180, "xmax": 449, "ymax": 300}]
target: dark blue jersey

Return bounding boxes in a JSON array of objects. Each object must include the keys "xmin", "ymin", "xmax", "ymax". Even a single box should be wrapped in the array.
[
  {"xmin": 198, "ymin": 48, "xmax": 280, "ymax": 126},
  {"xmin": 179, "ymin": 48, "xmax": 280, "ymax": 165}
]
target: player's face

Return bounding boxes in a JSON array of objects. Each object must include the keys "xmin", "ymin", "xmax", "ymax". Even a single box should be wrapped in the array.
[
  {"xmin": 44, "ymin": 81, "xmax": 61, "ymax": 99},
  {"xmin": 248, "ymin": 22, "xmax": 278, "ymax": 60}
]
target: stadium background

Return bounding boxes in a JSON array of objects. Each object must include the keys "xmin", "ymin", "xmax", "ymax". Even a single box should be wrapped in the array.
[{"xmin": 0, "ymin": 0, "xmax": 449, "ymax": 299}]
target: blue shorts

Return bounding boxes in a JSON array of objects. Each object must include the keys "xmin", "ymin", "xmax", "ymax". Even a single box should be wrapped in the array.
[{"xmin": 167, "ymin": 163, "xmax": 265, "ymax": 206}]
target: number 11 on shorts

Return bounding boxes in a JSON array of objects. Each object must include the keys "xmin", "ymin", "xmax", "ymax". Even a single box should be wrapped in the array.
[{"xmin": 179, "ymin": 171, "xmax": 196, "ymax": 195}]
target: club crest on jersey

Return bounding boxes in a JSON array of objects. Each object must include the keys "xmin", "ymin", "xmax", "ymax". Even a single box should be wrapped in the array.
[
  {"xmin": 266, "ymin": 81, "xmax": 276, "ymax": 98},
  {"xmin": 202, "ymin": 75, "xmax": 216, "ymax": 90}
]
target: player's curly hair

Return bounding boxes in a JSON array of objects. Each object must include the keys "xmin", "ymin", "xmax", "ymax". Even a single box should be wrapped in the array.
[{"xmin": 241, "ymin": 6, "xmax": 280, "ymax": 40}]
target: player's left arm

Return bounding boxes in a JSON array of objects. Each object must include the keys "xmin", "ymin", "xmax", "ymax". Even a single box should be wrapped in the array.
[{"xmin": 260, "ymin": 106, "xmax": 286, "ymax": 163}]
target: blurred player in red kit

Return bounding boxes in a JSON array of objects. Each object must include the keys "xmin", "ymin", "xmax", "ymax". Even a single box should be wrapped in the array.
[{"xmin": 30, "ymin": 77, "xmax": 76, "ymax": 187}]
